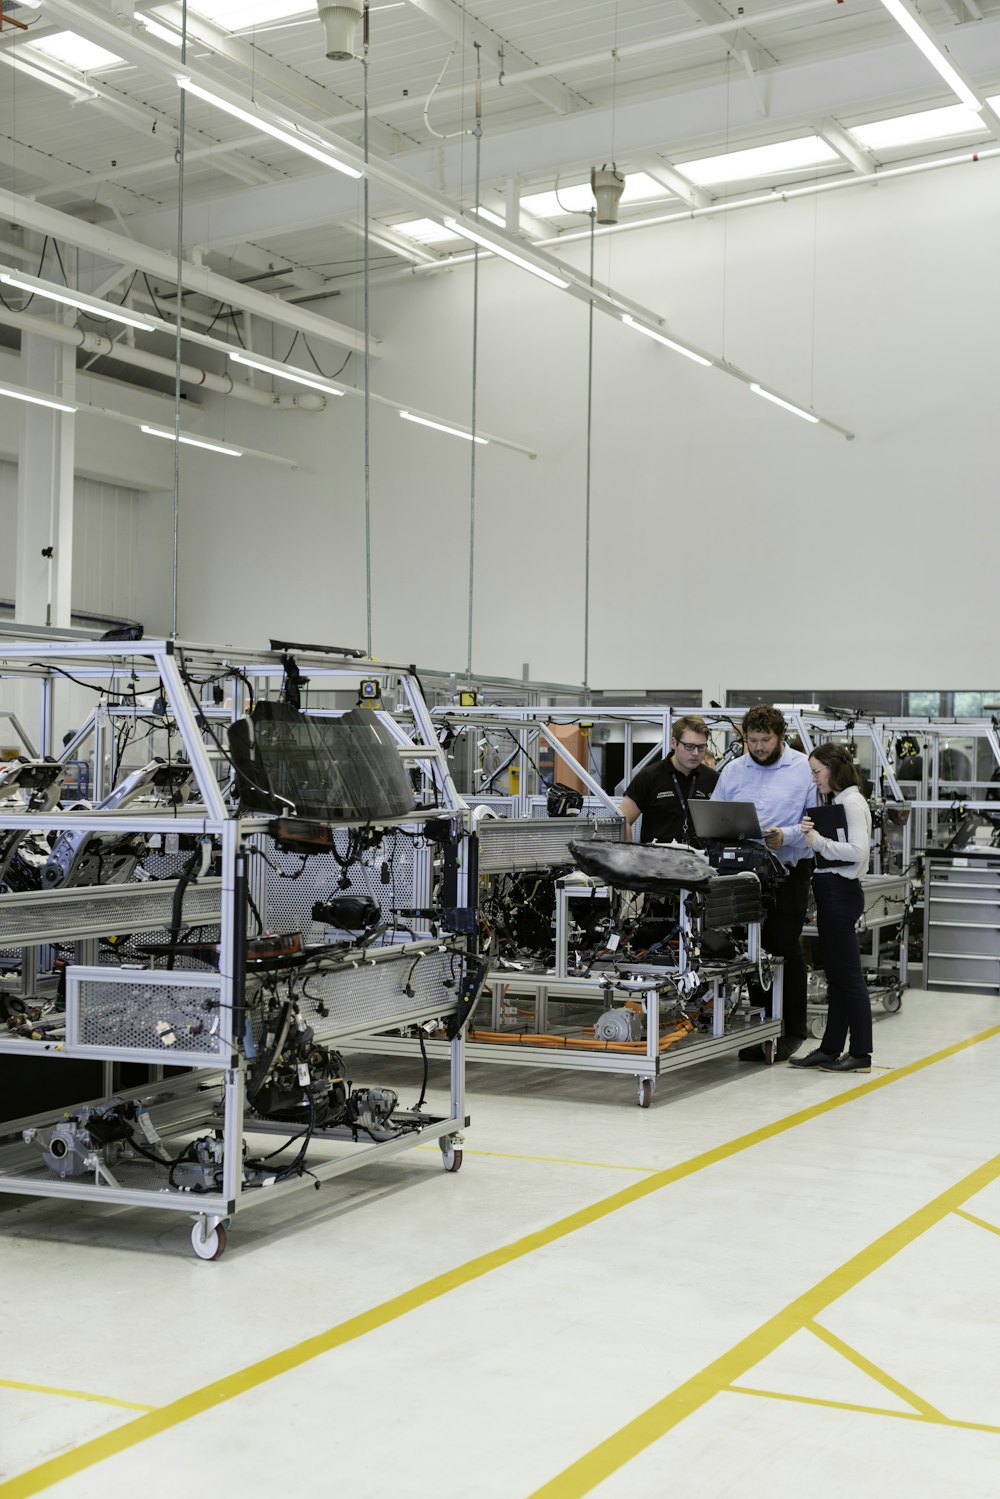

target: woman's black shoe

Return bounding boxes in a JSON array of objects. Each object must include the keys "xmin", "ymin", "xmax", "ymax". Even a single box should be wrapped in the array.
[{"xmin": 788, "ymin": 1048, "xmax": 839, "ymax": 1068}]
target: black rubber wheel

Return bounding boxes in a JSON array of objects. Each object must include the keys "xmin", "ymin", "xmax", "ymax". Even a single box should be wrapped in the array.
[{"xmin": 637, "ymin": 1079, "xmax": 653, "ymax": 1108}]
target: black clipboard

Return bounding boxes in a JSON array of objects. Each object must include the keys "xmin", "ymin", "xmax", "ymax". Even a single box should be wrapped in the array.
[{"xmin": 809, "ymin": 801, "xmax": 849, "ymax": 868}]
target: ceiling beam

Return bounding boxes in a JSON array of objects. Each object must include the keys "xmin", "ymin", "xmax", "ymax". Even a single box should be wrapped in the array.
[
  {"xmin": 154, "ymin": 1, "xmax": 413, "ymax": 155},
  {"xmin": 818, "ymin": 117, "xmax": 877, "ymax": 175},
  {"xmin": 403, "ymin": 0, "xmax": 589, "ymax": 116},
  {"xmin": 0, "ymin": 186, "xmax": 377, "ymax": 355}
]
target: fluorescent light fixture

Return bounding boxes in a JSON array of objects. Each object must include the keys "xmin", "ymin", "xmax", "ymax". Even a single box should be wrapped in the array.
[
  {"xmin": 138, "ymin": 16, "xmax": 185, "ymax": 47},
  {"xmin": 749, "ymin": 384, "xmax": 819, "ymax": 424},
  {"xmin": 473, "ymin": 206, "xmax": 507, "ymax": 228},
  {"xmin": 27, "ymin": 32, "xmax": 125, "ymax": 72},
  {"xmin": 0, "ymin": 269, "xmax": 155, "ymax": 331},
  {"xmin": 141, "ymin": 425, "xmax": 243, "ymax": 456},
  {"xmin": 0, "ymin": 381, "xmax": 76, "ymax": 414},
  {"xmin": 877, "ymin": 0, "xmax": 983, "ymax": 112},
  {"xmin": 677, "ymin": 136, "xmax": 839, "ymax": 186},
  {"xmin": 0, "ymin": 51, "xmax": 99, "ymax": 101},
  {"xmin": 522, "ymin": 172, "xmax": 672, "ymax": 220},
  {"xmin": 177, "ymin": 77, "xmax": 362, "ymax": 178},
  {"xmin": 621, "ymin": 314, "xmax": 712, "ymax": 367},
  {"xmin": 851, "ymin": 104, "xmax": 987, "ymax": 150},
  {"xmin": 228, "ymin": 350, "xmax": 344, "ymax": 395},
  {"xmin": 442, "ymin": 218, "xmax": 570, "ymax": 289},
  {"xmin": 400, "ymin": 411, "xmax": 487, "ymax": 445}
]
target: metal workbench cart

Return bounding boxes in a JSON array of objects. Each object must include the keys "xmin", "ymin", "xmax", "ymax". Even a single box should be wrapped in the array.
[{"xmin": 0, "ymin": 638, "xmax": 479, "ymax": 1257}]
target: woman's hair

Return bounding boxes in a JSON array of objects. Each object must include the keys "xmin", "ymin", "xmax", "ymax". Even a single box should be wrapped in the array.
[{"xmin": 810, "ymin": 741, "xmax": 863, "ymax": 795}]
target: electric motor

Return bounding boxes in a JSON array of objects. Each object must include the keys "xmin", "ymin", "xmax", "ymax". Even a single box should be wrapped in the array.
[{"xmin": 593, "ymin": 1008, "xmax": 643, "ymax": 1043}]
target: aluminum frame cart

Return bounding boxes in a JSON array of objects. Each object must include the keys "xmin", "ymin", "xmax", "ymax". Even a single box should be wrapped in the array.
[
  {"xmin": 0, "ymin": 638, "xmax": 477, "ymax": 1258},
  {"xmin": 364, "ymin": 811, "xmax": 784, "ymax": 1107}
]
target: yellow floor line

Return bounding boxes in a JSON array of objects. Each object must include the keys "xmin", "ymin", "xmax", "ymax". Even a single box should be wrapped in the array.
[
  {"xmin": 525, "ymin": 1148, "xmax": 1000, "ymax": 1498},
  {"xmin": 0, "ymin": 1378, "xmax": 154, "ymax": 1415},
  {"xmin": 954, "ymin": 1207, "xmax": 1000, "ymax": 1239},
  {"xmin": 415, "ymin": 1144, "xmax": 656, "ymax": 1172},
  {"xmin": 4, "ymin": 1022, "xmax": 998, "ymax": 1499},
  {"xmin": 728, "ymin": 1385, "xmax": 1000, "ymax": 1435},
  {"xmin": 806, "ymin": 1318, "xmax": 944, "ymax": 1418}
]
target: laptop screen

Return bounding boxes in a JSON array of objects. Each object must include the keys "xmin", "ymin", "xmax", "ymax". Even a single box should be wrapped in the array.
[{"xmin": 687, "ymin": 799, "xmax": 764, "ymax": 841}]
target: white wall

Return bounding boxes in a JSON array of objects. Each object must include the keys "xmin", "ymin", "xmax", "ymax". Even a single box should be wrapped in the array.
[
  {"xmin": 8, "ymin": 159, "xmax": 999, "ymax": 689},
  {"xmin": 173, "ymin": 158, "xmax": 998, "ymax": 689}
]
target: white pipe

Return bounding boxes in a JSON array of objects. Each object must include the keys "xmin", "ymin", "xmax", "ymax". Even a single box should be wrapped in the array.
[
  {"xmin": 0, "ymin": 303, "xmax": 326, "ymax": 410},
  {"xmin": 0, "ymin": 186, "xmax": 376, "ymax": 359}
]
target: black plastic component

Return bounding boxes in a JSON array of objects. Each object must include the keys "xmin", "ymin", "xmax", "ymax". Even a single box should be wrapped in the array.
[
  {"xmin": 312, "ymin": 895, "xmax": 380, "ymax": 930},
  {"xmin": 442, "ymin": 907, "xmax": 478, "ymax": 935},
  {"xmin": 446, "ymin": 960, "xmax": 489, "ymax": 1040}
]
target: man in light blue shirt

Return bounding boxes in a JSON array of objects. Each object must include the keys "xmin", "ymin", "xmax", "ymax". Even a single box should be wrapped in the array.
[{"xmin": 712, "ymin": 705, "xmax": 815, "ymax": 1059}]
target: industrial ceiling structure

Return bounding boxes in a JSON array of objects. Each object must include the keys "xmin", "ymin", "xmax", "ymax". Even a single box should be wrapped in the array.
[{"xmin": 1, "ymin": 0, "xmax": 1000, "ymax": 423}]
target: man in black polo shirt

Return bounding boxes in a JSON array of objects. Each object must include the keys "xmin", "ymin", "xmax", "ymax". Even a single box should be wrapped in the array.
[{"xmin": 620, "ymin": 715, "xmax": 718, "ymax": 843}]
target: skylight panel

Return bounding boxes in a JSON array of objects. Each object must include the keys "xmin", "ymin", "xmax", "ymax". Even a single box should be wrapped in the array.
[
  {"xmin": 851, "ymin": 104, "xmax": 989, "ymax": 150},
  {"xmin": 394, "ymin": 219, "xmax": 462, "ymax": 245},
  {"xmin": 27, "ymin": 32, "xmax": 125, "ymax": 72},
  {"xmin": 676, "ymin": 137, "xmax": 839, "ymax": 186},
  {"xmin": 178, "ymin": 0, "xmax": 314, "ymax": 28}
]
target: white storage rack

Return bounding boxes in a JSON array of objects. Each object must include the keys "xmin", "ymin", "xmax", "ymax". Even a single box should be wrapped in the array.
[{"xmin": 0, "ymin": 639, "xmax": 475, "ymax": 1258}]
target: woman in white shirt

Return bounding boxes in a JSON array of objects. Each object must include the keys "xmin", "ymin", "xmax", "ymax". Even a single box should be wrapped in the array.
[{"xmin": 789, "ymin": 742, "xmax": 873, "ymax": 1073}]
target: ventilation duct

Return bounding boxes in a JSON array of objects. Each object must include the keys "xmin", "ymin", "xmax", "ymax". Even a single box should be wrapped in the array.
[
  {"xmin": 590, "ymin": 165, "xmax": 625, "ymax": 225},
  {"xmin": 317, "ymin": 1, "xmax": 364, "ymax": 61}
]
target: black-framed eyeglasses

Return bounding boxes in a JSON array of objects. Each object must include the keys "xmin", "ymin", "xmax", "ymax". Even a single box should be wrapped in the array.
[{"xmin": 678, "ymin": 742, "xmax": 709, "ymax": 754}]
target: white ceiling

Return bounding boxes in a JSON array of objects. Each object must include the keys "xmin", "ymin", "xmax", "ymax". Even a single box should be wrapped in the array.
[{"xmin": 1, "ymin": 0, "xmax": 999, "ymax": 374}]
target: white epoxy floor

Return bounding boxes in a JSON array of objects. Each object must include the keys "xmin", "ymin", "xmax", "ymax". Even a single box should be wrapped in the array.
[{"xmin": 2, "ymin": 988, "xmax": 999, "ymax": 1498}]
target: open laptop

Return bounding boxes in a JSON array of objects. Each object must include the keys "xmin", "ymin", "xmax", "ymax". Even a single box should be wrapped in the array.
[{"xmin": 688, "ymin": 799, "xmax": 764, "ymax": 842}]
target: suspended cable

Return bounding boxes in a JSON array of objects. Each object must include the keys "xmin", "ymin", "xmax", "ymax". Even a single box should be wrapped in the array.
[{"xmin": 466, "ymin": 42, "xmax": 483, "ymax": 679}]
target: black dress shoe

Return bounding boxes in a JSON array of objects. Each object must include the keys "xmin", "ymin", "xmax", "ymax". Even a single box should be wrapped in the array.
[
  {"xmin": 775, "ymin": 1038, "xmax": 804, "ymax": 1062},
  {"xmin": 820, "ymin": 1053, "xmax": 871, "ymax": 1073},
  {"xmin": 788, "ymin": 1048, "xmax": 839, "ymax": 1068},
  {"xmin": 737, "ymin": 1044, "xmax": 767, "ymax": 1062}
]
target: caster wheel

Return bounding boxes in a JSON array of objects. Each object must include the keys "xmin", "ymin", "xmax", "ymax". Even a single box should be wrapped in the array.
[
  {"xmin": 761, "ymin": 1040, "xmax": 777, "ymax": 1065},
  {"xmin": 810, "ymin": 1016, "xmax": 826, "ymax": 1039},
  {"xmin": 882, "ymin": 988, "xmax": 903, "ymax": 1014},
  {"xmin": 637, "ymin": 1079, "xmax": 653, "ymax": 1109},
  {"xmin": 440, "ymin": 1140, "xmax": 463, "ymax": 1172},
  {"xmin": 191, "ymin": 1221, "xmax": 227, "ymax": 1260}
]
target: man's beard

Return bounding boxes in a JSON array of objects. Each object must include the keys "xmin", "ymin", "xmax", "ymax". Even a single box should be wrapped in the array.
[{"xmin": 749, "ymin": 743, "xmax": 783, "ymax": 766}]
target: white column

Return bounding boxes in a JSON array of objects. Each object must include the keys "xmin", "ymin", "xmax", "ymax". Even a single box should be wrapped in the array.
[{"xmin": 14, "ymin": 329, "xmax": 76, "ymax": 628}]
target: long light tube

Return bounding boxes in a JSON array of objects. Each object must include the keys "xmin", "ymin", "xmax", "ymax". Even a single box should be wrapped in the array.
[
  {"xmin": 621, "ymin": 314, "xmax": 713, "ymax": 366},
  {"xmin": 228, "ymin": 349, "xmax": 344, "ymax": 395},
  {"xmin": 177, "ymin": 77, "xmax": 362, "ymax": 178},
  {"xmin": 400, "ymin": 411, "xmax": 488, "ymax": 445},
  {"xmin": 0, "ymin": 51, "xmax": 98, "ymax": 102},
  {"xmin": 140, "ymin": 425, "xmax": 243, "ymax": 456},
  {"xmin": 0, "ymin": 268, "xmax": 154, "ymax": 330},
  {"xmin": 749, "ymin": 384, "xmax": 819, "ymax": 424},
  {"xmin": 442, "ymin": 218, "xmax": 570, "ymax": 289},
  {"xmin": 0, "ymin": 381, "xmax": 76, "ymax": 414},
  {"xmin": 877, "ymin": 0, "xmax": 983, "ymax": 111}
]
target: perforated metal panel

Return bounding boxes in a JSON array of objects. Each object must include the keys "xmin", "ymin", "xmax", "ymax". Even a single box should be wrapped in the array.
[
  {"xmin": 258, "ymin": 833, "xmax": 423, "ymax": 943},
  {"xmin": 467, "ymin": 796, "xmax": 517, "ymax": 818},
  {"xmin": 288, "ymin": 946, "xmax": 461, "ymax": 1041},
  {"xmin": 0, "ymin": 879, "xmax": 224, "ymax": 946},
  {"xmin": 65, "ymin": 967, "xmax": 231, "ymax": 1064},
  {"xmin": 476, "ymin": 818, "xmax": 624, "ymax": 874},
  {"xmin": 527, "ymin": 796, "xmax": 619, "ymax": 820}
]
